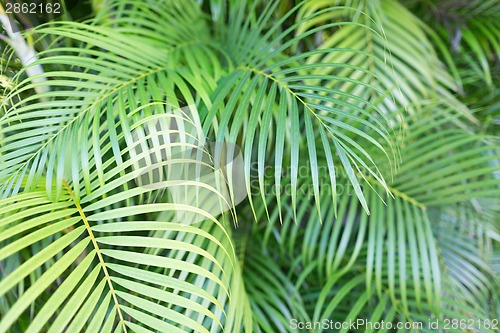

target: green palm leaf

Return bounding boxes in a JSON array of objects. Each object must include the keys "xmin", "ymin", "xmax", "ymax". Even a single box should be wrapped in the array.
[{"xmin": 1, "ymin": 0, "xmax": 498, "ymax": 332}]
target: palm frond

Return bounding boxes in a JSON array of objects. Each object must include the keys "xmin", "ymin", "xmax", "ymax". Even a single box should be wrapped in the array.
[{"xmin": 0, "ymin": 0, "xmax": 218, "ymax": 200}]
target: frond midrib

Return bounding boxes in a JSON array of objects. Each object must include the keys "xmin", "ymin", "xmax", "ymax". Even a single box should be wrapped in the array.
[{"xmin": 63, "ymin": 180, "xmax": 128, "ymax": 333}]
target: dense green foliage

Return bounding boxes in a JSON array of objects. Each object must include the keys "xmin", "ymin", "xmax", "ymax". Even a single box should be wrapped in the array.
[{"xmin": 0, "ymin": 0, "xmax": 499, "ymax": 332}]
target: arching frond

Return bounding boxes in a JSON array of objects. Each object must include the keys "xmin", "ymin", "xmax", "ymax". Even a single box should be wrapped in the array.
[
  {"xmin": 0, "ymin": 106, "xmax": 252, "ymax": 332},
  {"xmin": 0, "ymin": 0, "xmax": 219, "ymax": 200}
]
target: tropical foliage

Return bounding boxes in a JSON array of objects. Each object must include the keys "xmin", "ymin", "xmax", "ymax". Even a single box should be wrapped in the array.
[{"xmin": 0, "ymin": 0, "xmax": 499, "ymax": 332}]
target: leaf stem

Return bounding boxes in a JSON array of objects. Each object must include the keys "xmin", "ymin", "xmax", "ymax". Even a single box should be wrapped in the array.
[{"xmin": 63, "ymin": 180, "xmax": 128, "ymax": 333}]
